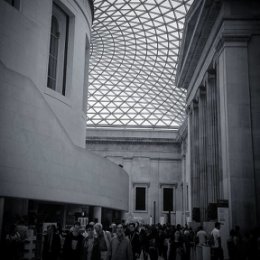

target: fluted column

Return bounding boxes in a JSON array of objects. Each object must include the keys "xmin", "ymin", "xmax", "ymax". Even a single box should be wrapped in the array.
[
  {"xmin": 198, "ymin": 86, "xmax": 207, "ymax": 221},
  {"xmin": 190, "ymin": 99, "xmax": 200, "ymax": 213},
  {"xmin": 206, "ymin": 69, "xmax": 221, "ymax": 203},
  {"xmin": 217, "ymin": 35, "xmax": 256, "ymax": 230},
  {"xmin": 181, "ymin": 139, "xmax": 187, "ymax": 225}
]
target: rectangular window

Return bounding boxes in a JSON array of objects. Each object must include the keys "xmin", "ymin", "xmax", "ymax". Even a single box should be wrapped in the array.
[
  {"xmin": 82, "ymin": 36, "xmax": 90, "ymax": 112},
  {"xmin": 163, "ymin": 187, "xmax": 173, "ymax": 212},
  {"xmin": 135, "ymin": 187, "xmax": 146, "ymax": 211},
  {"xmin": 47, "ymin": 3, "xmax": 69, "ymax": 96},
  {"xmin": 4, "ymin": 0, "xmax": 20, "ymax": 9}
]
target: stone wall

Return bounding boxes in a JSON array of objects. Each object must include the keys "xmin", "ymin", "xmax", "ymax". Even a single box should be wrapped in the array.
[
  {"xmin": 176, "ymin": 0, "xmax": 260, "ymax": 232},
  {"xmin": 86, "ymin": 128, "xmax": 186, "ymax": 224}
]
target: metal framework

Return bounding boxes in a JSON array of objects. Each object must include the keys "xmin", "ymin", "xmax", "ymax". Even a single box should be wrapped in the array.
[{"xmin": 87, "ymin": 0, "xmax": 193, "ymax": 129}]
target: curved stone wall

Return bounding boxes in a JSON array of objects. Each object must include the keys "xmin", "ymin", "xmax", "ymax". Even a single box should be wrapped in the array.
[{"xmin": 0, "ymin": 0, "xmax": 129, "ymax": 211}]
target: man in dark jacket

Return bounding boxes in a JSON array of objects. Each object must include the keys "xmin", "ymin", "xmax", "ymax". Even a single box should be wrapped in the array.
[
  {"xmin": 63, "ymin": 222, "xmax": 83, "ymax": 260},
  {"xmin": 127, "ymin": 223, "xmax": 140, "ymax": 260},
  {"xmin": 42, "ymin": 225, "xmax": 61, "ymax": 260}
]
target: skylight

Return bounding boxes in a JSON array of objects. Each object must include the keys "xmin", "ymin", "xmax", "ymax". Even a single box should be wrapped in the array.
[{"xmin": 87, "ymin": 0, "xmax": 193, "ymax": 129}]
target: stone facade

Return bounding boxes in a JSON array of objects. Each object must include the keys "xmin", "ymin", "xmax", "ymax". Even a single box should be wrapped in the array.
[
  {"xmin": 86, "ymin": 128, "xmax": 189, "ymax": 225},
  {"xmin": 177, "ymin": 0, "xmax": 260, "ymax": 232}
]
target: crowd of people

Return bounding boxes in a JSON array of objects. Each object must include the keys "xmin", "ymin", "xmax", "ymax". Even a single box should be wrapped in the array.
[{"xmin": 3, "ymin": 220, "xmax": 260, "ymax": 260}]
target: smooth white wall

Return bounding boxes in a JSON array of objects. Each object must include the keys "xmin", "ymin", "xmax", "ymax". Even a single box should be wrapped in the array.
[
  {"xmin": 0, "ymin": 0, "xmax": 129, "ymax": 211},
  {"xmin": 0, "ymin": 0, "xmax": 92, "ymax": 147}
]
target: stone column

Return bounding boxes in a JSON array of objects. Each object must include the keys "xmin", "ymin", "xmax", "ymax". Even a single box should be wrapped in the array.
[
  {"xmin": 93, "ymin": 206, "xmax": 102, "ymax": 223},
  {"xmin": 206, "ymin": 69, "xmax": 221, "ymax": 203},
  {"xmin": 198, "ymin": 86, "xmax": 207, "ymax": 221},
  {"xmin": 181, "ymin": 139, "xmax": 187, "ymax": 225},
  {"xmin": 182, "ymin": 154, "xmax": 186, "ymax": 225},
  {"xmin": 189, "ymin": 99, "xmax": 200, "ymax": 220},
  {"xmin": 217, "ymin": 36, "xmax": 256, "ymax": 230}
]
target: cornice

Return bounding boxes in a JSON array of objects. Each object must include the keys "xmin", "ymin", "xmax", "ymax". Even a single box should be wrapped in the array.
[
  {"xmin": 177, "ymin": 0, "xmax": 260, "ymax": 104},
  {"xmin": 176, "ymin": 0, "xmax": 221, "ymax": 90},
  {"xmin": 132, "ymin": 182, "xmax": 150, "ymax": 188},
  {"xmin": 159, "ymin": 183, "xmax": 178, "ymax": 188},
  {"xmin": 85, "ymin": 137, "xmax": 180, "ymax": 145}
]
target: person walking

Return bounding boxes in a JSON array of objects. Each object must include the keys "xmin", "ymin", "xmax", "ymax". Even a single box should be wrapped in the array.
[
  {"xmin": 127, "ymin": 223, "xmax": 140, "ymax": 260},
  {"xmin": 94, "ymin": 223, "xmax": 111, "ymax": 260},
  {"xmin": 63, "ymin": 222, "xmax": 83, "ymax": 260},
  {"xmin": 4, "ymin": 224, "xmax": 23, "ymax": 260},
  {"xmin": 82, "ymin": 223, "xmax": 97, "ymax": 260},
  {"xmin": 196, "ymin": 226, "xmax": 207, "ymax": 246},
  {"xmin": 109, "ymin": 224, "xmax": 133, "ymax": 260},
  {"xmin": 42, "ymin": 224, "xmax": 61, "ymax": 260},
  {"xmin": 147, "ymin": 226, "xmax": 159, "ymax": 260},
  {"xmin": 167, "ymin": 230, "xmax": 185, "ymax": 260},
  {"xmin": 210, "ymin": 222, "xmax": 224, "ymax": 260}
]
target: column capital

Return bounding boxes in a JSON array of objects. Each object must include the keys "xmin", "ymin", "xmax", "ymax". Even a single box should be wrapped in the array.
[
  {"xmin": 195, "ymin": 85, "xmax": 206, "ymax": 100},
  {"xmin": 199, "ymin": 85, "xmax": 206, "ymax": 96},
  {"xmin": 186, "ymin": 105, "xmax": 191, "ymax": 115},
  {"xmin": 191, "ymin": 98, "xmax": 199, "ymax": 110},
  {"xmin": 187, "ymin": 97, "xmax": 199, "ymax": 111},
  {"xmin": 207, "ymin": 68, "xmax": 216, "ymax": 77},
  {"xmin": 202, "ymin": 68, "xmax": 216, "ymax": 89}
]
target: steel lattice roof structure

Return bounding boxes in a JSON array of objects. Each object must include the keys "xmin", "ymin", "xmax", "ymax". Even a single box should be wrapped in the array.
[{"xmin": 87, "ymin": 0, "xmax": 193, "ymax": 129}]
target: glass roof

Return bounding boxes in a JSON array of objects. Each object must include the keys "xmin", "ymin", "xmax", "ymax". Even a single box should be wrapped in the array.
[{"xmin": 87, "ymin": 0, "xmax": 193, "ymax": 129}]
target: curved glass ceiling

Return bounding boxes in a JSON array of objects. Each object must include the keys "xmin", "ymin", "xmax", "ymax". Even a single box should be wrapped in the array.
[{"xmin": 87, "ymin": 0, "xmax": 193, "ymax": 129}]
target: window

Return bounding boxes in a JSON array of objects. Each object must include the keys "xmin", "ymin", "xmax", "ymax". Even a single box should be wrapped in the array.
[
  {"xmin": 135, "ymin": 187, "xmax": 146, "ymax": 211},
  {"xmin": 47, "ymin": 3, "xmax": 69, "ymax": 96},
  {"xmin": 4, "ymin": 0, "xmax": 20, "ymax": 9},
  {"xmin": 82, "ymin": 36, "xmax": 90, "ymax": 112},
  {"xmin": 48, "ymin": 16, "xmax": 59, "ymax": 91},
  {"xmin": 163, "ymin": 187, "xmax": 173, "ymax": 212}
]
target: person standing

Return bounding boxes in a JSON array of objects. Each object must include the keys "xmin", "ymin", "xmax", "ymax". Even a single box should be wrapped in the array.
[
  {"xmin": 127, "ymin": 223, "xmax": 140, "ymax": 260},
  {"xmin": 109, "ymin": 224, "xmax": 133, "ymax": 260},
  {"xmin": 196, "ymin": 226, "xmax": 207, "ymax": 246},
  {"xmin": 167, "ymin": 230, "xmax": 185, "ymax": 260},
  {"xmin": 147, "ymin": 226, "xmax": 159, "ymax": 260},
  {"xmin": 110, "ymin": 223, "xmax": 117, "ymax": 239},
  {"xmin": 82, "ymin": 223, "xmax": 97, "ymax": 260},
  {"xmin": 139, "ymin": 227, "xmax": 149, "ymax": 260},
  {"xmin": 94, "ymin": 223, "xmax": 111, "ymax": 260},
  {"xmin": 5, "ymin": 224, "xmax": 23, "ymax": 260},
  {"xmin": 210, "ymin": 222, "xmax": 224, "ymax": 260},
  {"xmin": 63, "ymin": 222, "xmax": 83, "ymax": 260},
  {"xmin": 42, "ymin": 225, "xmax": 61, "ymax": 260}
]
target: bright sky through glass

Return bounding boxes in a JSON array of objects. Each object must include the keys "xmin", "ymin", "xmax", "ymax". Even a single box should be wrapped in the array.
[{"xmin": 87, "ymin": 0, "xmax": 193, "ymax": 129}]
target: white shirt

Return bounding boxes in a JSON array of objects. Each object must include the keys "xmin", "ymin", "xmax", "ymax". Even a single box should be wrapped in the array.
[
  {"xmin": 211, "ymin": 228, "xmax": 221, "ymax": 248},
  {"xmin": 197, "ymin": 230, "xmax": 207, "ymax": 245}
]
